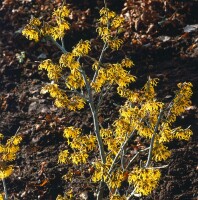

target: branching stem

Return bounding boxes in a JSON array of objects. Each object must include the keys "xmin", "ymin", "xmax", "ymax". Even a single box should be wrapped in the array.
[
  {"xmin": 92, "ymin": 42, "xmax": 108, "ymax": 83},
  {"xmin": 145, "ymin": 109, "xmax": 164, "ymax": 168},
  {"xmin": 80, "ymin": 69, "xmax": 106, "ymax": 164},
  {"xmin": 50, "ymin": 37, "xmax": 67, "ymax": 53},
  {"xmin": 108, "ymin": 129, "xmax": 136, "ymax": 174}
]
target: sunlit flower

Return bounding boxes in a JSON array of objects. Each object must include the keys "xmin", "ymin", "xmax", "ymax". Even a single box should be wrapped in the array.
[
  {"xmin": 111, "ymin": 16, "xmax": 124, "ymax": 29},
  {"xmin": 39, "ymin": 59, "xmax": 62, "ymax": 81},
  {"xmin": 107, "ymin": 169, "xmax": 125, "ymax": 189},
  {"xmin": 58, "ymin": 150, "xmax": 70, "ymax": 164},
  {"xmin": 72, "ymin": 40, "xmax": 91, "ymax": 56},
  {"xmin": 0, "ymin": 166, "xmax": 13, "ymax": 179},
  {"xmin": 121, "ymin": 58, "xmax": 134, "ymax": 68},
  {"xmin": 153, "ymin": 143, "xmax": 171, "ymax": 162},
  {"xmin": 22, "ymin": 18, "xmax": 41, "ymax": 42},
  {"xmin": 128, "ymin": 167, "xmax": 161, "ymax": 196},
  {"xmin": 53, "ymin": 6, "xmax": 70, "ymax": 19},
  {"xmin": 66, "ymin": 69, "xmax": 85, "ymax": 89},
  {"xmin": 71, "ymin": 150, "xmax": 88, "ymax": 165},
  {"xmin": 63, "ymin": 127, "xmax": 81, "ymax": 139}
]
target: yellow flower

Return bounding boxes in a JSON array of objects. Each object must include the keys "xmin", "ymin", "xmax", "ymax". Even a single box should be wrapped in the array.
[
  {"xmin": 66, "ymin": 189, "xmax": 73, "ymax": 199},
  {"xmin": 63, "ymin": 127, "xmax": 81, "ymax": 139},
  {"xmin": 174, "ymin": 127, "xmax": 192, "ymax": 141},
  {"xmin": 111, "ymin": 16, "xmax": 124, "ymax": 29},
  {"xmin": 158, "ymin": 123, "xmax": 173, "ymax": 143},
  {"xmin": 96, "ymin": 27, "xmax": 111, "ymax": 42},
  {"xmin": 2, "ymin": 153, "xmax": 16, "ymax": 161},
  {"xmin": 66, "ymin": 69, "xmax": 85, "ymax": 89},
  {"xmin": 29, "ymin": 18, "xmax": 41, "ymax": 26},
  {"xmin": 168, "ymin": 82, "xmax": 193, "ymax": 123},
  {"xmin": 5, "ymin": 145, "xmax": 19, "ymax": 154},
  {"xmin": 107, "ymin": 169, "xmax": 125, "ymax": 189},
  {"xmin": 72, "ymin": 40, "xmax": 91, "ymax": 56},
  {"xmin": 99, "ymin": 8, "xmax": 116, "ymax": 19},
  {"xmin": 92, "ymin": 161, "xmax": 109, "ymax": 183},
  {"xmin": 12, "ymin": 135, "xmax": 22, "ymax": 145},
  {"xmin": 106, "ymin": 63, "xmax": 136, "ymax": 87},
  {"xmin": 105, "ymin": 137, "xmax": 122, "ymax": 155},
  {"xmin": 62, "ymin": 169, "xmax": 74, "ymax": 182},
  {"xmin": 117, "ymin": 87, "xmax": 139, "ymax": 103},
  {"xmin": 113, "ymin": 118, "xmax": 133, "ymax": 137},
  {"xmin": 40, "ymin": 23, "xmax": 54, "ymax": 37},
  {"xmin": 108, "ymin": 38, "xmax": 123, "ymax": 50},
  {"xmin": 0, "ymin": 166, "xmax": 13, "ymax": 179},
  {"xmin": 60, "ymin": 53, "xmax": 80, "ymax": 69},
  {"xmin": 100, "ymin": 128, "xmax": 113, "ymax": 138},
  {"xmin": 142, "ymin": 78, "xmax": 159, "ymax": 100},
  {"xmin": 0, "ymin": 145, "xmax": 5, "ymax": 153},
  {"xmin": 41, "ymin": 83, "xmax": 68, "ymax": 100},
  {"xmin": 153, "ymin": 143, "xmax": 171, "ymax": 162},
  {"xmin": 53, "ymin": 6, "xmax": 70, "ymax": 19},
  {"xmin": 56, "ymin": 195, "xmax": 67, "ymax": 200},
  {"xmin": 121, "ymin": 58, "xmax": 134, "ymax": 68},
  {"xmin": 22, "ymin": 18, "xmax": 41, "ymax": 42},
  {"xmin": 91, "ymin": 68, "xmax": 107, "ymax": 92},
  {"xmin": 83, "ymin": 135, "xmax": 96, "ymax": 151},
  {"xmin": 128, "ymin": 167, "xmax": 161, "ymax": 196},
  {"xmin": 22, "ymin": 25, "xmax": 40, "ymax": 42},
  {"xmin": 99, "ymin": 15, "xmax": 109, "ymax": 25},
  {"xmin": 58, "ymin": 150, "xmax": 70, "ymax": 164},
  {"xmin": 39, "ymin": 59, "xmax": 62, "ymax": 81},
  {"xmin": 53, "ymin": 20, "xmax": 70, "ymax": 40},
  {"xmin": 71, "ymin": 150, "xmax": 88, "ymax": 165},
  {"xmin": 67, "ymin": 96, "xmax": 86, "ymax": 111},
  {"xmin": 92, "ymin": 61, "xmax": 100, "ymax": 70},
  {"xmin": 137, "ymin": 125, "xmax": 153, "ymax": 138}
]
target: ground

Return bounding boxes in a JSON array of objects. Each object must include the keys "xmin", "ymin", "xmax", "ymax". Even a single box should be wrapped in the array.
[{"xmin": 0, "ymin": 0, "xmax": 198, "ymax": 200}]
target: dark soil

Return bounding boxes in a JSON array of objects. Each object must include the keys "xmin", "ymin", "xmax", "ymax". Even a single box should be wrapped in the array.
[{"xmin": 0, "ymin": 0, "xmax": 198, "ymax": 200}]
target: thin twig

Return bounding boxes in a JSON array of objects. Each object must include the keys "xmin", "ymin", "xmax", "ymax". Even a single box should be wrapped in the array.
[
  {"xmin": 125, "ymin": 147, "xmax": 150, "ymax": 170},
  {"xmin": 92, "ymin": 42, "xmax": 108, "ymax": 84},
  {"xmin": 50, "ymin": 37, "xmax": 67, "ymax": 53},
  {"xmin": 61, "ymin": 37, "xmax": 66, "ymax": 50},
  {"xmin": 80, "ymin": 68, "xmax": 106, "ymax": 164},
  {"xmin": 108, "ymin": 118, "xmax": 143, "ymax": 174},
  {"xmin": 2, "ymin": 178, "xmax": 8, "ymax": 200},
  {"xmin": 108, "ymin": 129, "xmax": 136, "ymax": 174},
  {"xmin": 96, "ymin": 84, "xmax": 111, "ymax": 111},
  {"xmin": 145, "ymin": 109, "xmax": 164, "ymax": 168},
  {"xmin": 127, "ymin": 186, "xmax": 137, "ymax": 200}
]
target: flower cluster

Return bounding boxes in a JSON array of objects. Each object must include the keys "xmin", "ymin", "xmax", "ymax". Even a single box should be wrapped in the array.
[
  {"xmin": 97, "ymin": 7, "xmax": 125, "ymax": 50},
  {"xmin": 72, "ymin": 40, "xmax": 91, "ymax": 57},
  {"xmin": 168, "ymin": 82, "xmax": 193, "ymax": 123},
  {"xmin": 128, "ymin": 167, "xmax": 161, "ymax": 196},
  {"xmin": 91, "ymin": 59, "xmax": 136, "ymax": 92},
  {"xmin": 22, "ymin": 6, "xmax": 70, "ymax": 41},
  {"xmin": 58, "ymin": 127, "xmax": 96, "ymax": 167},
  {"xmin": 117, "ymin": 79, "xmax": 192, "ymax": 160},
  {"xmin": 41, "ymin": 84, "xmax": 85, "ymax": 110},
  {"xmin": 39, "ymin": 59, "xmax": 62, "ymax": 81},
  {"xmin": 22, "ymin": 18, "xmax": 41, "ymax": 42},
  {"xmin": 0, "ymin": 133, "xmax": 22, "ymax": 179}
]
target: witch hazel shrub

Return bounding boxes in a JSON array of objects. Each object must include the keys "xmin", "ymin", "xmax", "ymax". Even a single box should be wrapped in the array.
[{"xmin": 22, "ymin": 3, "xmax": 193, "ymax": 200}]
